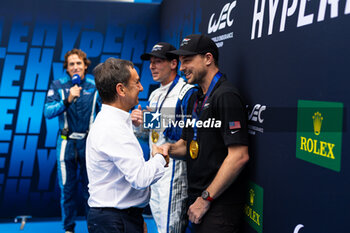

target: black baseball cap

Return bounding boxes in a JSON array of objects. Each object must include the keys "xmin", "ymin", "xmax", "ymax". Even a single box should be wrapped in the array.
[
  {"xmin": 141, "ymin": 42, "xmax": 178, "ymax": 61},
  {"xmin": 168, "ymin": 34, "xmax": 218, "ymax": 61}
]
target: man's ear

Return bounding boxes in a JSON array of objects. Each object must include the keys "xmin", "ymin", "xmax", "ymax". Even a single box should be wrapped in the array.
[
  {"xmin": 204, "ymin": 52, "xmax": 214, "ymax": 66},
  {"xmin": 170, "ymin": 59, "xmax": 178, "ymax": 70},
  {"xmin": 116, "ymin": 83, "xmax": 126, "ymax": 97}
]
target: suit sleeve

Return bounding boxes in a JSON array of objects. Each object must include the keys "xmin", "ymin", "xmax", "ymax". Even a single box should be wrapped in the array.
[{"xmin": 44, "ymin": 81, "xmax": 66, "ymax": 119}]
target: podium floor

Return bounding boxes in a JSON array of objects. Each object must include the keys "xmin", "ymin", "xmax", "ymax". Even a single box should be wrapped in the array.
[{"xmin": 0, "ymin": 216, "xmax": 158, "ymax": 233}]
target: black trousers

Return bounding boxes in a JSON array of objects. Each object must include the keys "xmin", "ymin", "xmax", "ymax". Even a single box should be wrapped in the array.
[
  {"xmin": 193, "ymin": 203, "xmax": 244, "ymax": 233},
  {"xmin": 87, "ymin": 207, "xmax": 144, "ymax": 233}
]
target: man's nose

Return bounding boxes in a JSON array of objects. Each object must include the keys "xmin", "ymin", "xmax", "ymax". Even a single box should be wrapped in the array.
[{"xmin": 179, "ymin": 64, "xmax": 185, "ymax": 72}]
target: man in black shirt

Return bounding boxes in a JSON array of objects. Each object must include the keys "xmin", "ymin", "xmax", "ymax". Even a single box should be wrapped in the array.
[{"xmin": 159, "ymin": 34, "xmax": 249, "ymax": 233}]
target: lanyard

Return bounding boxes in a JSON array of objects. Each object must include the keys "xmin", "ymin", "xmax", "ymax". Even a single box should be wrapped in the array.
[
  {"xmin": 154, "ymin": 75, "xmax": 180, "ymax": 112},
  {"xmin": 192, "ymin": 72, "xmax": 222, "ymax": 140}
]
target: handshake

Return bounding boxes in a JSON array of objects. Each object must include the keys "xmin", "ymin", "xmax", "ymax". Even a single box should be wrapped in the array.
[{"xmin": 152, "ymin": 144, "xmax": 170, "ymax": 167}]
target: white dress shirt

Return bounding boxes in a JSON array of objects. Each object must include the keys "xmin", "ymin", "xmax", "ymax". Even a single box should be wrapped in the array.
[{"xmin": 86, "ymin": 104, "xmax": 166, "ymax": 209}]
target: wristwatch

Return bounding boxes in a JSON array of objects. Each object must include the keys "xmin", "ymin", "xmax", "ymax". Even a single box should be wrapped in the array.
[{"xmin": 201, "ymin": 190, "xmax": 214, "ymax": 202}]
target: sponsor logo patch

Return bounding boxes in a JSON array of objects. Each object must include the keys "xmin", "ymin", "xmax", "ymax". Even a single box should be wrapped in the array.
[{"xmin": 296, "ymin": 100, "xmax": 343, "ymax": 172}]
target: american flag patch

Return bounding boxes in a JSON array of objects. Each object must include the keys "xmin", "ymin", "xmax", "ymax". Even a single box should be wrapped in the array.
[{"xmin": 229, "ymin": 121, "xmax": 241, "ymax": 129}]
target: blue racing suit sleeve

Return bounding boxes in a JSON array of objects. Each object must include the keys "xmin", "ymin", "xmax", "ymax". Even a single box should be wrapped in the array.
[
  {"xmin": 163, "ymin": 86, "xmax": 198, "ymax": 141},
  {"xmin": 44, "ymin": 80, "xmax": 66, "ymax": 119}
]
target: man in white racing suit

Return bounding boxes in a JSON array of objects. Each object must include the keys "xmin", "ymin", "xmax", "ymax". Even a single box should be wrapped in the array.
[{"xmin": 132, "ymin": 42, "xmax": 196, "ymax": 233}]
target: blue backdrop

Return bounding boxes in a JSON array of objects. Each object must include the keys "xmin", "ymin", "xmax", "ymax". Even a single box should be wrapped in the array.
[{"xmin": 0, "ymin": 0, "xmax": 160, "ymax": 218}]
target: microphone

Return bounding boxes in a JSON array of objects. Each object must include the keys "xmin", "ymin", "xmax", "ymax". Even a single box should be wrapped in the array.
[
  {"xmin": 72, "ymin": 74, "xmax": 81, "ymax": 86},
  {"xmin": 72, "ymin": 74, "xmax": 81, "ymax": 103}
]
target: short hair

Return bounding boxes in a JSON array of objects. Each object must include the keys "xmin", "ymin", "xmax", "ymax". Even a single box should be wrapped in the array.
[
  {"xmin": 64, "ymin": 48, "xmax": 91, "ymax": 74},
  {"xmin": 168, "ymin": 57, "xmax": 179, "ymax": 71},
  {"xmin": 211, "ymin": 52, "xmax": 219, "ymax": 67},
  {"xmin": 150, "ymin": 56, "xmax": 179, "ymax": 72},
  {"xmin": 200, "ymin": 52, "xmax": 219, "ymax": 67},
  {"xmin": 93, "ymin": 58, "xmax": 134, "ymax": 103}
]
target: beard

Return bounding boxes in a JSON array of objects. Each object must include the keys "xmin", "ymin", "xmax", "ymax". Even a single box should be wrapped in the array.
[{"xmin": 188, "ymin": 67, "xmax": 207, "ymax": 85}]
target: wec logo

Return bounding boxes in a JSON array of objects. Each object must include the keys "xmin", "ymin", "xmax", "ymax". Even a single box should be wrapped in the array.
[
  {"xmin": 248, "ymin": 104, "xmax": 266, "ymax": 123},
  {"xmin": 208, "ymin": 1, "xmax": 236, "ymax": 34}
]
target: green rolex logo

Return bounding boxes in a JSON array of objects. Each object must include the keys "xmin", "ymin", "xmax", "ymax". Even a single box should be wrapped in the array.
[
  {"xmin": 296, "ymin": 100, "xmax": 343, "ymax": 172},
  {"xmin": 244, "ymin": 181, "xmax": 263, "ymax": 233}
]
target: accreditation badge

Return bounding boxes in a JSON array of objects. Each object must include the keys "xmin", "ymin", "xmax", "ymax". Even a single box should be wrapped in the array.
[
  {"xmin": 151, "ymin": 130, "xmax": 159, "ymax": 143},
  {"xmin": 189, "ymin": 140, "xmax": 199, "ymax": 159}
]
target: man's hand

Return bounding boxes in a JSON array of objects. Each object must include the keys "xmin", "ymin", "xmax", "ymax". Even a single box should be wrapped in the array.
[
  {"xmin": 159, "ymin": 143, "xmax": 171, "ymax": 167},
  {"xmin": 152, "ymin": 144, "xmax": 169, "ymax": 167},
  {"xmin": 159, "ymin": 143, "xmax": 171, "ymax": 157},
  {"xmin": 131, "ymin": 104, "xmax": 143, "ymax": 127},
  {"xmin": 68, "ymin": 85, "xmax": 82, "ymax": 103},
  {"xmin": 151, "ymin": 144, "xmax": 163, "ymax": 156},
  {"xmin": 159, "ymin": 140, "xmax": 187, "ymax": 160},
  {"xmin": 187, "ymin": 197, "xmax": 210, "ymax": 224}
]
